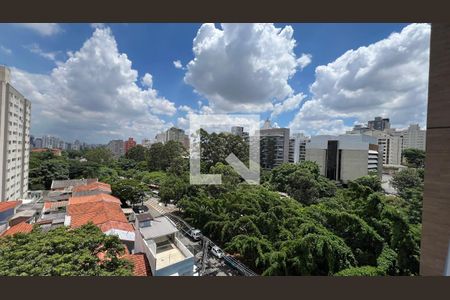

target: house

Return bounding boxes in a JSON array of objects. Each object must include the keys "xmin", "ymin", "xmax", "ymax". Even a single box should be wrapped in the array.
[
  {"xmin": 1, "ymin": 221, "xmax": 33, "ymax": 237},
  {"xmin": 50, "ymin": 178, "xmax": 98, "ymax": 191},
  {"xmin": 72, "ymin": 182, "xmax": 112, "ymax": 197},
  {"xmin": 0, "ymin": 201, "xmax": 22, "ymax": 234},
  {"xmin": 134, "ymin": 213, "xmax": 195, "ymax": 276},
  {"xmin": 66, "ymin": 193, "xmax": 135, "ymax": 251}
]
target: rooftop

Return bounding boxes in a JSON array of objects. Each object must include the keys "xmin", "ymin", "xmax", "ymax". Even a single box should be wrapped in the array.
[
  {"xmin": 0, "ymin": 200, "xmax": 22, "ymax": 213},
  {"xmin": 1, "ymin": 222, "xmax": 33, "ymax": 237},
  {"xmin": 51, "ymin": 178, "xmax": 98, "ymax": 190},
  {"xmin": 67, "ymin": 193, "xmax": 134, "ymax": 236},
  {"xmin": 139, "ymin": 216, "xmax": 178, "ymax": 239}
]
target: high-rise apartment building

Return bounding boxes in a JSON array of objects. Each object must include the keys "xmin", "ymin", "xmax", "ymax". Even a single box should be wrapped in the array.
[
  {"xmin": 154, "ymin": 127, "xmax": 189, "ymax": 149},
  {"xmin": 305, "ymin": 134, "xmax": 381, "ymax": 183},
  {"xmin": 107, "ymin": 139, "xmax": 125, "ymax": 158},
  {"xmin": 257, "ymin": 120, "xmax": 290, "ymax": 170},
  {"xmin": 290, "ymin": 133, "xmax": 310, "ymax": 163},
  {"xmin": 401, "ymin": 124, "xmax": 426, "ymax": 151},
  {"xmin": 124, "ymin": 137, "xmax": 137, "ymax": 153},
  {"xmin": 0, "ymin": 66, "xmax": 31, "ymax": 201}
]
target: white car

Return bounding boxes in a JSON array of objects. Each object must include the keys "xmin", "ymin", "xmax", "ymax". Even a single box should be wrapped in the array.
[
  {"xmin": 211, "ymin": 246, "xmax": 224, "ymax": 259},
  {"xmin": 187, "ymin": 229, "xmax": 202, "ymax": 240}
]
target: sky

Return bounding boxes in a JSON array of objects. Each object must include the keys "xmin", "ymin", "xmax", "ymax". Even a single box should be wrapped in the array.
[{"xmin": 0, "ymin": 23, "xmax": 431, "ymax": 144}]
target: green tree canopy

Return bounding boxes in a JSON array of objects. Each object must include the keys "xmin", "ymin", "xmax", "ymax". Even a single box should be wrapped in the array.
[
  {"xmin": 0, "ymin": 223, "xmax": 133, "ymax": 276},
  {"xmin": 402, "ymin": 148, "xmax": 425, "ymax": 168}
]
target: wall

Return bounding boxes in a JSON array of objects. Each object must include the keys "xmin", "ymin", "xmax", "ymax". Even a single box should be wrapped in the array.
[
  {"xmin": 420, "ymin": 24, "xmax": 450, "ymax": 275},
  {"xmin": 340, "ymin": 150, "xmax": 368, "ymax": 182},
  {"xmin": 305, "ymin": 149, "xmax": 326, "ymax": 176}
]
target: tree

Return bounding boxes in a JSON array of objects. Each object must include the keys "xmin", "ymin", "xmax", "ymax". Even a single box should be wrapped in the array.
[
  {"xmin": 0, "ymin": 223, "xmax": 133, "ymax": 276},
  {"xmin": 402, "ymin": 148, "xmax": 425, "ymax": 168},
  {"xmin": 390, "ymin": 168, "xmax": 423, "ymax": 198},
  {"xmin": 29, "ymin": 159, "xmax": 69, "ymax": 190},
  {"xmin": 111, "ymin": 179, "xmax": 149, "ymax": 207},
  {"xmin": 125, "ymin": 145, "xmax": 149, "ymax": 162},
  {"xmin": 84, "ymin": 147, "xmax": 113, "ymax": 164},
  {"xmin": 159, "ymin": 175, "xmax": 189, "ymax": 204}
]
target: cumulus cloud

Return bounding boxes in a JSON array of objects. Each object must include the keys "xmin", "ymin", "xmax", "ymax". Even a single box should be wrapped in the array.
[
  {"xmin": 271, "ymin": 93, "xmax": 306, "ymax": 118},
  {"xmin": 173, "ymin": 60, "xmax": 184, "ymax": 69},
  {"xmin": 184, "ymin": 23, "xmax": 307, "ymax": 114},
  {"xmin": 297, "ymin": 53, "xmax": 312, "ymax": 70},
  {"xmin": 16, "ymin": 23, "xmax": 62, "ymax": 36},
  {"xmin": 289, "ymin": 23, "xmax": 431, "ymax": 136},
  {"xmin": 11, "ymin": 27, "xmax": 175, "ymax": 143},
  {"xmin": 141, "ymin": 73, "xmax": 153, "ymax": 88}
]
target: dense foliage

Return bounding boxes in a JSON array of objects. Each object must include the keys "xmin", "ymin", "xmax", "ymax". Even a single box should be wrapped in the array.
[
  {"xmin": 0, "ymin": 224, "xmax": 133, "ymax": 276},
  {"xmin": 27, "ymin": 134, "xmax": 424, "ymax": 276},
  {"xmin": 402, "ymin": 148, "xmax": 426, "ymax": 168}
]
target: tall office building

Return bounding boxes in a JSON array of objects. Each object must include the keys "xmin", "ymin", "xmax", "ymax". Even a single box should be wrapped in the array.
[
  {"xmin": 257, "ymin": 120, "xmax": 290, "ymax": 170},
  {"xmin": 305, "ymin": 134, "xmax": 381, "ymax": 183},
  {"xmin": 368, "ymin": 116, "xmax": 390, "ymax": 131},
  {"xmin": 0, "ymin": 66, "xmax": 31, "ymax": 201},
  {"xmin": 107, "ymin": 139, "xmax": 125, "ymax": 158}
]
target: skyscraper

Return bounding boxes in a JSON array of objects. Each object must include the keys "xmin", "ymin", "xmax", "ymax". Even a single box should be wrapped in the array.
[
  {"xmin": 0, "ymin": 66, "xmax": 31, "ymax": 201},
  {"xmin": 368, "ymin": 116, "xmax": 390, "ymax": 131},
  {"xmin": 257, "ymin": 120, "xmax": 290, "ymax": 170}
]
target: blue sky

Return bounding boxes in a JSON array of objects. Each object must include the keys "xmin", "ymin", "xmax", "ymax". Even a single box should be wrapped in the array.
[{"xmin": 0, "ymin": 23, "xmax": 430, "ymax": 143}]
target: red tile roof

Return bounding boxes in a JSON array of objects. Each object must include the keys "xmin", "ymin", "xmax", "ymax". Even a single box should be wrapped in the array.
[
  {"xmin": 67, "ymin": 194, "xmax": 133, "ymax": 233},
  {"xmin": 1, "ymin": 222, "xmax": 33, "ymax": 237},
  {"xmin": 69, "ymin": 193, "xmax": 121, "ymax": 206},
  {"xmin": 43, "ymin": 201, "xmax": 68, "ymax": 210},
  {"xmin": 72, "ymin": 182, "xmax": 112, "ymax": 193},
  {"xmin": 123, "ymin": 253, "xmax": 151, "ymax": 276},
  {"xmin": 0, "ymin": 200, "xmax": 22, "ymax": 213}
]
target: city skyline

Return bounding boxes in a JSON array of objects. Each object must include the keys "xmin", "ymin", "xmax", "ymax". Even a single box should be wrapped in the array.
[{"xmin": 0, "ymin": 23, "xmax": 430, "ymax": 143}]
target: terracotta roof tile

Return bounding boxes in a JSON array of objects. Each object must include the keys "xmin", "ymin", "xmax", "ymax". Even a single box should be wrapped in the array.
[
  {"xmin": 0, "ymin": 200, "xmax": 22, "ymax": 213},
  {"xmin": 67, "ymin": 194, "xmax": 132, "ymax": 233},
  {"xmin": 69, "ymin": 194, "xmax": 121, "ymax": 206},
  {"xmin": 1, "ymin": 222, "xmax": 33, "ymax": 237},
  {"xmin": 123, "ymin": 253, "xmax": 151, "ymax": 276},
  {"xmin": 72, "ymin": 182, "xmax": 112, "ymax": 193}
]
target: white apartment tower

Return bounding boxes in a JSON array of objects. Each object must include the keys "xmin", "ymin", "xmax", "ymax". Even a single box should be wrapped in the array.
[
  {"xmin": 0, "ymin": 66, "xmax": 31, "ymax": 201},
  {"xmin": 401, "ymin": 124, "xmax": 426, "ymax": 151}
]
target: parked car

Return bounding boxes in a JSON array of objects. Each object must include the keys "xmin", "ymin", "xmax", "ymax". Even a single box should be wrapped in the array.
[
  {"xmin": 187, "ymin": 228, "xmax": 202, "ymax": 240},
  {"xmin": 210, "ymin": 246, "xmax": 224, "ymax": 259},
  {"xmin": 132, "ymin": 205, "xmax": 148, "ymax": 214}
]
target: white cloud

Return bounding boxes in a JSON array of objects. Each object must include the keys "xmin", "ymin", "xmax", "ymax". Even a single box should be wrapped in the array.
[
  {"xmin": 289, "ymin": 23, "xmax": 431, "ymax": 136},
  {"xmin": 173, "ymin": 60, "xmax": 184, "ymax": 69},
  {"xmin": 25, "ymin": 43, "xmax": 61, "ymax": 63},
  {"xmin": 142, "ymin": 73, "xmax": 153, "ymax": 88},
  {"xmin": 297, "ymin": 53, "xmax": 312, "ymax": 70},
  {"xmin": 16, "ymin": 23, "xmax": 62, "ymax": 36},
  {"xmin": 271, "ymin": 93, "xmax": 306, "ymax": 118},
  {"xmin": 184, "ymin": 23, "xmax": 307, "ymax": 114},
  {"xmin": 0, "ymin": 45, "xmax": 12, "ymax": 55},
  {"xmin": 11, "ymin": 26, "xmax": 175, "ymax": 143}
]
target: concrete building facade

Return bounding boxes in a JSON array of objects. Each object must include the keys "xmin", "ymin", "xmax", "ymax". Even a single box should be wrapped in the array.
[
  {"xmin": 305, "ymin": 134, "xmax": 381, "ymax": 183},
  {"xmin": 0, "ymin": 66, "xmax": 31, "ymax": 201},
  {"xmin": 107, "ymin": 139, "xmax": 125, "ymax": 158},
  {"xmin": 257, "ymin": 121, "xmax": 290, "ymax": 170}
]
